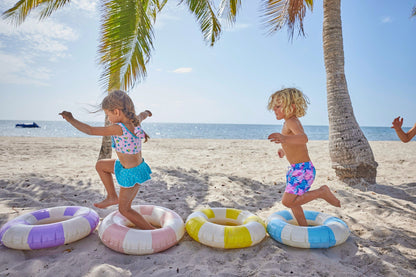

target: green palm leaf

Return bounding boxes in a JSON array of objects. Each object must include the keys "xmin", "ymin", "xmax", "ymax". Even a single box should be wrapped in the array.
[
  {"xmin": 2, "ymin": 0, "xmax": 71, "ymax": 25},
  {"xmin": 99, "ymin": 0, "xmax": 155, "ymax": 91},
  {"xmin": 148, "ymin": 0, "xmax": 168, "ymax": 22},
  {"xmin": 219, "ymin": 0, "xmax": 241, "ymax": 24},
  {"xmin": 263, "ymin": 0, "xmax": 313, "ymax": 39},
  {"xmin": 181, "ymin": 0, "xmax": 222, "ymax": 46}
]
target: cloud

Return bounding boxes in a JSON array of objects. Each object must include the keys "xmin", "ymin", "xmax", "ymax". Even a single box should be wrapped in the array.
[
  {"xmin": 223, "ymin": 22, "xmax": 251, "ymax": 32},
  {"xmin": 381, "ymin": 16, "xmax": 392, "ymax": 23},
  {"xmin": 0, "ymin": 18, "xmax": 78, "ymax": 52},
  {"xmin": 72, "ymin": 0, "xmax": 98, "ymax": 13},
  {"xmin": 0, "ymin": 51, "xmax": 51, "ymax": 86},
  {"xmin": 0, "ymin": 5, "xmax": 80, "ymax": 86},
  {"xmin": 172, "ymin": 67, "xmax": 193, "ymax": 74}
]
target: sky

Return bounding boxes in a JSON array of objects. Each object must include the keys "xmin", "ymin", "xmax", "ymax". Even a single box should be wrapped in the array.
[{"xmin": 0, "ymin": 0, "xmax": 415, "ymax": 127}]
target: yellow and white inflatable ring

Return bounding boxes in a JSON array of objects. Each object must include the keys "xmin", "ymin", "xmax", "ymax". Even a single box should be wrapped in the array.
[
  {"xmin": 98, "ymin": 205, "xmax": 185, "ymax": 255},
  {"xmin": 0, "ymin": 206, "xmax": 99, "ymax": 250},
  {"xmin": 185, "ymin": 207, "xmax": 266, "ymax": 249}
]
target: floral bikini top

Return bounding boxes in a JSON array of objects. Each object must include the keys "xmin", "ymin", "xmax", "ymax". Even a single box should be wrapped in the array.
[{"xmin": 111, "ymin": 123, "xmax": 146, "ymax": 154}]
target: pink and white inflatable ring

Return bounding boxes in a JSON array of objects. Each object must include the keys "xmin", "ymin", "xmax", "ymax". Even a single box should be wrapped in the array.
[
  {"xmin": 0, "ymin": 206, "xmax": 99, "ymax": 250},
  {"xmin": 98, "ymin": 205, "xmax": 185, "ymax": 255}
]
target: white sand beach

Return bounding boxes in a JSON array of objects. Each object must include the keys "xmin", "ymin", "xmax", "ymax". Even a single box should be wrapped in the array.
[{"xmin": 0, "ymin": 137, "xmax": 415, "ymax": 276}]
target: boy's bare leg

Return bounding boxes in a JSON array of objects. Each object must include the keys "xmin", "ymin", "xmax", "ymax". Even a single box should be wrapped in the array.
[
  {"xmin": 291, "ymin": 206, "xmax": 307, "ymax": 226},
  {"xmin": 118, "ymin": 185, "xmax": 155, "ymax": 230},
  {"xmin": 94, "ymin": 159, "xmax": 119, "ymax": 208},
  {"xmin": 282, "ymin": 185, "xmax": 341, "ymax": 208}
]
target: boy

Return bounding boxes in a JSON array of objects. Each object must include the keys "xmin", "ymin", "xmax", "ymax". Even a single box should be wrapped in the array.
[{"xmin": 268, "ymin": 88, "xmax": 341, "ymax": 226}]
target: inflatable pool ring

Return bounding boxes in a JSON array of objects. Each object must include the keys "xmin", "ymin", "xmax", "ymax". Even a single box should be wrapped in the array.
[
  {"xmin": 98, "ymin": 205, "xmax": 185, "ymax": 255},
  {"xmin": 0, "ymin": 206, "xmax": 99, "ymax": 250},
  {"xmin": 266, "ymin": 210, "xmax": 349, "ymax": 248},
  {"xmin": 186, "ymin": 207, "xmax": 266, "ymax": 249}
]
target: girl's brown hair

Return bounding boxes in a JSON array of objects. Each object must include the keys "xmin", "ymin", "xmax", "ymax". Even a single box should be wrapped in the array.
[{"xmin": 101, "ymin": 90, "xmax": 149, "ymax": 141}]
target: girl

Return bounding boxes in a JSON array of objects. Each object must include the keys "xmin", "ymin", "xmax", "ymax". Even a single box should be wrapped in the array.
[
  {"xmin": 60, "ymin": 90, "xmax": 155, "ymax": 230},
  {"xmin": 267, "ymin": 88, "xmax": 341, "ymax": 226}
]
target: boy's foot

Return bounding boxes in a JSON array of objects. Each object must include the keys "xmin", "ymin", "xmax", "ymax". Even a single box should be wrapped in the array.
[
  {"xmin": 320, "ymin": 185, "xmax": 341, "ymax": 207},
  {"xmin": 94, "ymin": 198, "xmax": 118, "ymax": 209}
]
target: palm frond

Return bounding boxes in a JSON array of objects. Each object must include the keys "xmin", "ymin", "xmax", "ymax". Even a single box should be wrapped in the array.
[
  {"xmin": 99, "ymin": 0, "xmax": 155, "ymax": 91},
  {"xmin": 182, "ymin": 0, "xmax": 222, "ymax": 46},
  {"xmin": 147, "ymin": 0, "xmax": 168, "ymax": 22},
  {"xmin": 219, "ymin": 0, "xmax": 241, "ymax": 25},
  {"xmin": 2, "ymin": 0, "xmax": 71, "ymax": 25},
  {"xmin": 38, "ymin": 0, "xmax": 71, "ymax": 20},
  {"xmin": 412, "ymin": 5, "xmax": 416, "ymax": 17},
  {"xmin": 262, "ymin": 0, "xmax": 313, "ymax": 40},
  {"xmin": 304, "ymin": 0, "xmax": 313, "ymax": 10}
]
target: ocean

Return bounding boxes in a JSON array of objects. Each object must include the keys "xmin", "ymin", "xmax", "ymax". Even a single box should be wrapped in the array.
[{"xmin": 0, "ymin": 120, "xmax": 405, "ymax": 141}]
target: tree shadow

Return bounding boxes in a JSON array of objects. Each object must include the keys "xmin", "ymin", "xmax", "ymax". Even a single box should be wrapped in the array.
[
  {"xmin": 366, "ymin": 182, "xmax": 416, "ymax": 204},
  {"xmin": 144, "ymin": 166, "xmax": 285, "ymax": 218},
  {"xmin": 0, "ymin": 173, "xmax": 106, "ymax": 226}
]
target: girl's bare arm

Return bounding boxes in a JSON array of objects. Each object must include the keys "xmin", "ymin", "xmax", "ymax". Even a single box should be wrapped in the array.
[{"xmin": 59, "ymin": 111, "xmax": 122, "ymax": 136}]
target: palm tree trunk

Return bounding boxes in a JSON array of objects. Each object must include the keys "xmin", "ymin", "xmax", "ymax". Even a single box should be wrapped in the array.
[
  {"xmin": 98, "ymin": 115, "xmax": 112, "ymax": 160},
  {"xmin": 98, "ymin": 67, "xmax": 121, "ymax": 160},
  {"xmin": 323, "ymin": 0, "xmax": 378, "ymax": 185}
]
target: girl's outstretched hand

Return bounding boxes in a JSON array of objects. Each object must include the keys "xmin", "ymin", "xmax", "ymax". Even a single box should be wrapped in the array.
[{"xmin": 59, "ymin": 111, "xmax": 74, "ymax": 121}]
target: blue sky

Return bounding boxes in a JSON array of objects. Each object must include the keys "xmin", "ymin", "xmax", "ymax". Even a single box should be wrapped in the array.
[{"xmin": 0, "ymin": 0, "xmax": 415, "ymax": 127}]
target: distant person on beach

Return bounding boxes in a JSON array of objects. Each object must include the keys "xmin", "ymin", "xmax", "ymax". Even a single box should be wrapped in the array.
[
  {"xmin": 267, "ymin": 88, "xmax": 341, "ymax": 226},
  {"xmin": 60, "ymin": 90, "xmax": 155, "ymax": 230},
  {"xmin": 391, "ymin": 116, "xmax": 416, "ymax": 143}
]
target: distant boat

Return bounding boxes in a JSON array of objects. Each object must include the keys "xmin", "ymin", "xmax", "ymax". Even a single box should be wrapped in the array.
[{"xmin": 15, "ymin": 122, "xmax": 40, "ymax": 128}]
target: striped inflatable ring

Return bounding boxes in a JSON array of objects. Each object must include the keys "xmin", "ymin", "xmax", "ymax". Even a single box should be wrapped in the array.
[
  {"xmin": 186, "ymin": 208, "xmax": 266, "ymax": 249},
  {"xmin": 266, "ymin": 210, "xmax": 349, "ymax": 248},
  {"xmin": 0, "ymin": 206, "xmax": 99, "ymax": 250},
  {"xmin": 98, "ymin": 205, "xmax": 185, "ymax": 255}
]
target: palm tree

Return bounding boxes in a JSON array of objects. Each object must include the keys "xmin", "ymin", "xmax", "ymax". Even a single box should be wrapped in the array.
[
  {"xmin": 3, "ymin": 0, "xmax": 241, "ymax": 159},
  {"xmin": 263, "ymin": 0, "xmax": 378, "ymax": 184}
]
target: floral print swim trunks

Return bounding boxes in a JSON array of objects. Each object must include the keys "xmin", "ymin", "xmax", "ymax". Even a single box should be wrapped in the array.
[{"xmin": 285, "ymin": 161, "xmax": 316, "ymax": 196}]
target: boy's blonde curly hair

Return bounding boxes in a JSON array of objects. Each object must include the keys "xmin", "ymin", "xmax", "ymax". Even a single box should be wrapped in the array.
[{"xmin": 267, "ymin": 88, "xmax": 310, "ymax": 118}]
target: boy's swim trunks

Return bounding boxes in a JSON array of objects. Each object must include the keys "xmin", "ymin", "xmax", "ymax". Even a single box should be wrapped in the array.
[{"xmin": 285, "ymin": 161, "xmax": 315, "ymax": 196}]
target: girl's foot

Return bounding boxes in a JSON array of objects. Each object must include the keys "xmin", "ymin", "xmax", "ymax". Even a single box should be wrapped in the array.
[
  {"xmin": 320, "ymin": 185, "xmax": 341, "ymax": 207},
  {"xmin": 94, "ymin": 198, "xmax": 118, "ymax": 209}
]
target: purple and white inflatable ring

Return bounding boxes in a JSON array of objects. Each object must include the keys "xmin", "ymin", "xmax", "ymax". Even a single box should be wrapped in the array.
[{"xmin": 0, "ymin": 206, "xmax": 99, "ymax": 250}]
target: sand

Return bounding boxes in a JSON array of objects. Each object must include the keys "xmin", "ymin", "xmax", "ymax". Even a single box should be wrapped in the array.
[{"xmin": 0, "ymin": 137, "xmax": 415, "ymax": 277}]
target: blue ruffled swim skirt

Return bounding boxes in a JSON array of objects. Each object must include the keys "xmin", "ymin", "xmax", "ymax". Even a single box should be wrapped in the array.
[{"xmin": 114, "ymin": 159, "xmax": 152, "ymax": 188}]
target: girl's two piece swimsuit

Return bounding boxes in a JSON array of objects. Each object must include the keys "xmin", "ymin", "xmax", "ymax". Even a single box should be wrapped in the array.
[{"xmin": 111, "ymin": 123, "xmax": 152, "ymax": 188}]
